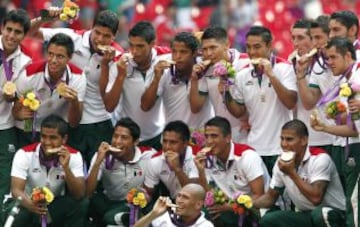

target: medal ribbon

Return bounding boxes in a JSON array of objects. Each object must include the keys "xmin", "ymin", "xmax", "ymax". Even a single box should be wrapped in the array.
[
  {"xmin": 43, "ymin": 67, "xmax": 70, "ymax": 95},
  {"xmin": 0, "ymin": 49, "xmax": 14, "ymax": 81},
  {"xmin": 316, "ymin": 63, "xmax": 354, "ymax": 107}
]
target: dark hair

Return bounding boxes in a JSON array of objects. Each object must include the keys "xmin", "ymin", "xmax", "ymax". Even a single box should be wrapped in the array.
[
  {"xmin": 93, "ymin": 10, "xmax": 119, "ymax": 35},
  {"xmin": 41, "ymin": 115, "xmax": 68, "ymax": 137},
  {"xmin": 129, "ymin": 21, "xmax": 155, "ymax": 44},
  {"xmin": 311, "ymin": 15, "xmax": 330, "ymax": 34},
  {"xmin": 171, "ymin": 32, "xmax": 199, "ymax": 53},
  {"xmin": 292, "ymin": 19, "xmax": 312, "ymax": 36},
  {"xmin": 201, "ymin": 26, "xmax": 228, "ymax": 43},
  {"xmin": 3, "ymin": 9, "xmax": 30, "ymax": 34},
  {"xmin": 246, "ymin": 26, "xmax": 273, "ymax": 44},
  {"xmin": 115, "ymin": 117, "xmax": 141, "ymax": 141},
  {"xmin": 47, "ymin": 33, "xmax": 74, "ymax": 57},
  {"xmin": 330, "ymin": 10, "xmax": 359, "ymax": 37},
  {"xmin": 163, "ymin": 121, "xmax": 190, "ymax": 142},
  {"xmin": 281, "ymin": 119, "xmax": 309, "ymax": 137},
  {"xmin": 205, "ymin": 116, "xmax": 231, "ymax": 136},
  {"xmin": 326, "ymin": 37, "xmax": 356, "ymax": 60}
]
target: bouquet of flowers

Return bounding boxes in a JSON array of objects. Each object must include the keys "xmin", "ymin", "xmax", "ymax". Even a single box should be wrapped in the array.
[
  {"xmin": 204, "ymin": 188, "xmax": 228, "ymax": 207},
  {"xmin": 190, "ymin": 128, "xmax": 206, "ymax": 148},
  {"xmin": 339, "ymin": 81, "xmax": 360, "ymax": 120},
  {"xmin": 325, "ymin": 100, "xmax": 346, "ymax": 120},
  {"xmin": 18, "ymin": 91, "xmax": 40, "ymax": 132},
  {"xmin": 231, "ymin": 193, "xmax": 259, "ymax": 227},
  {"xmin": 213, "ymin": 60, "xmax": 236, "ymax": 102},
  {"xmin": 127, "ymin": 188, "xmax": 148, "ymax": 227},
  {"xmin": 31, "ymin": 186, "xmax": 54, "ymax": 227},
  {"xmin": 59, "ymin": 0, "xmax": 80, "ymax": 23},
  {"xmin": 213, "ymin": 60, "xmax": 236, "ymax": 80}
]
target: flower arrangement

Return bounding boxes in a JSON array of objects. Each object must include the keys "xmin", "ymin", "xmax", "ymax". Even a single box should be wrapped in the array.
[
  {"xmin": 230, "ymin": 193, "xmax": 259, "ymax": 227},
  {"xmin": 339, "ymin": 81, "xmax": 360, "ymax": 120},
  {"xmin": 127, "ymin": 188, "xmax": 148, "ymax": 227},
  {"xmin": 190, "ymin": 128, "xmax": 206, "ymax": 148},
  {"xmin": 325, "ymin": 100, "xmax": 346, "ymax": 119},
  {"xmin": 31, "ymin": 186, "xmax": 54, "ymax": 227},
  {"xmin": 213, "ymin": 60, "xmax": 236, "ymax": 102},
  {"xmin": 59, "ymin": 0, "xmax": 80, "ymax": 23},
  {"xmin": 213, "ymin": 60, "xmax": 236, "ymax": 79},
  {"xmin": 231, "ymin": 194, "xmax": 253, "ymax": 215},
  {"xmin": 18, "ymin": 91, "xmax": 40, "ymax": 132},
  {"xmin": 126, "ymin": 188, "xmax": 147, "ymax": 208},
  {"xmin": 204, "ymin": 188, "xmax": 228, "ymax": 207},
  {"xmin": 31, "ymin": 186, "xmax": 54, "ymax": 204}
]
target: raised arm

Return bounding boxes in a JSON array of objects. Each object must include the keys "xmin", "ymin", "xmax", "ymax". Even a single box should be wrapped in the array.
[
  {"xmin": 58, "ymin": 148, "xmax": 85, "ymax": 199},
  {"xmin": 99, "ymin": 52, "xmax": 127, "ymax": 112},
  {"xmin": 295, "ymin": 59, "xmax": 322, "ymax": 109},
  {"xmin": 189, "ymin": 63, "xmax": 208, "ymax": 113},
  {"xmin": 141, "ymin": 60, "xmax": 169, "ymax": 111},
  {"xmin": 263, "ymin": 60, "xmax": 297, "ymax": 109}
]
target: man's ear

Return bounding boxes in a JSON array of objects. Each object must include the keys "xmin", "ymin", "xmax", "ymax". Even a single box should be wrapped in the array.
[
  {"xmin": 134, "ymin": 139, "xmax": 139, "ymax": 146},
  {"xmin": 349, "ymin": 25, "xmax": 358, "ymax": 39},
  {"xmin": 300, "ymin": 136, "xmax": 308, "ymax": 147},
  {"xmin": 149, "ymin": 40, "xmax": 155, "ymax": 48},
  {"xmin": 225, "ymin": 133, "xmax": 232, "ymax": 144},
  {"xmin": 195, "ymin": 200, "xmax": 203, "ymax": 210},
  {"xmin": 62, "ymin": 134, "xmax": 68, "ymax": 145}
]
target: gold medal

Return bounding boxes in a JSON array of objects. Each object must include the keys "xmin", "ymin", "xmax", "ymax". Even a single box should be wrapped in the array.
[
  {"xmin": 2, "ymin": 81, "xmax": 16, "ymax": 96},
  {"xmin": 56, "ymin": 82, "xmax": 67, "ymax": 96}
]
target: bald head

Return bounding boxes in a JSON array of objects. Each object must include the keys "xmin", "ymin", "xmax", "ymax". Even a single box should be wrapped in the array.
[{"xmin": 181, "ymin": 183, "xmax": 206, "ymax": 201}]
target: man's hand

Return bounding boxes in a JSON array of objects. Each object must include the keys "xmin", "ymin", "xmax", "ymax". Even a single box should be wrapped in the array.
[
  {"xmin": 278, "ymin": 159, "xmax": 296, "ymax": 176},
  {"xmin": 310, "ymin": 112, "xmax": 326, "ymax": 132},
  {"xmin": 58, "ymin": 146, "xmax": 70, "ymax": 169},
  {"xmin": 191, "ymin": 61, "xmax": 208, "ymax": 81},
  {"xmin": 44, "ymin": 6, "xmax": 62, "ymax": 20},
  {"xmin": 116, "ymin": 54, "xmax": 132, "ymax": 76},
  {"xmin": 217, "ymin": 78, "xmax": 230, "ymax": 94},
  {"xmin": 61, "ymin": 85, "xmax": 78, "ymax": 102},
  {"xmin": 17, "ymin": 105, "xmax": 34, "ymax": 120},
  {"xmin": 194, "ymin": 150, "xmax": 207, "ymax": 171},
  {"xmin": 100, "ymin": 47, "xmax": 115, "ymax": 66},
  {"xmin": 28, "ymin": 201, "xmax": 48, "ymax": 215},
  {"xmin": 96, "ymin": 142, "xmax": 110, "ymax": 164},
  {"xmin": 348, "ymin": 98, "xmax": 360, "ymax": 114},
  {"xmin": 165, "ymin": 151, "xmax": 181, "ymax": 171},
  {"xmin": 260, "ymin": 59, "xmax": 275, "ymax": 78},
  {"xmin": 295, "ymin": 57, "xmax": 311, "ymax": 77},
  {"xmin": 207, "ymin": 203, "xmax": 232, "ymax": 220},
  {"xmin": 154, "ymin": 60, "xmax": 171, "ymax": 80},
  {"xmin": 152, "ymin": 196, "xmax": 170, "ymax": 216}
]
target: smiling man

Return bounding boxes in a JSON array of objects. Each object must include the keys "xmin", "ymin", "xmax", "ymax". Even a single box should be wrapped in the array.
[
  {"xmin": 9, "ymin": 114, "xmax": 87, "ymax": 227},
  {"xmin": 254, "ymin": 119, "xmax": 345, "ymax": 227},
  {"xmin": 13, "ymin": 33, "xmax": 86, "ymax": 148},
  {"xmin": 135, "ymin": 183, "xmax": 214, "ymax": 227},
  {"xmin": 86, "ymin": 117, "xmax": 156, "ymax": 226},
  {"xmin": 0, "ymin": 9, "xmax": 32, "ymax": 224}
]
